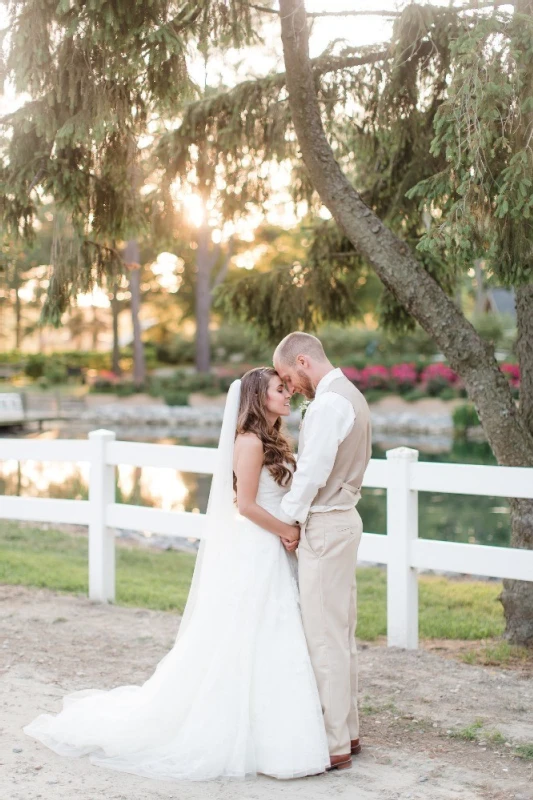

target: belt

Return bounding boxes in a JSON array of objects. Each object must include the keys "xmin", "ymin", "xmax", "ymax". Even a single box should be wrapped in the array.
[{"xmin": 341, "ymin": 482, "xmax": 362, "ymax": 505}]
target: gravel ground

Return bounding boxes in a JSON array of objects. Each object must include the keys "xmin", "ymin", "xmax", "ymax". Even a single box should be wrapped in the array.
[{"xmin": 1, "ymin": 584, "xmax": 532, "ymax": 800}]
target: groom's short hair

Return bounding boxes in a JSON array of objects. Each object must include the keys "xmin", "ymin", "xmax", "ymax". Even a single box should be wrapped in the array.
[{"xmin": 274, "ymin": 332, "xmax": 327, "ymax": 366}]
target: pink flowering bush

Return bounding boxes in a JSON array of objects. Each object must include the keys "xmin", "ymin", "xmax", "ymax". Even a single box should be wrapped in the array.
[
  {"xmin": 358, "ymin": 364, "xmax": 391, "ymax": 391},
  {"xmin": 340, "ymin": 359, "xmax": 521, "ymax": 399},
  {"xmin": 500, "ymin": 363, "xmax": 520, "ymax": 388},
  {"xmin": 341, "ymin": 366, "xmax": 361, "ymax": 383},
  {"xmin": 419, "ymin": 363, "xmax": 459, "ymax": 396},
  {"xmin": 390, "ymin": 362, "xmax": 418, "ymax": 394}
]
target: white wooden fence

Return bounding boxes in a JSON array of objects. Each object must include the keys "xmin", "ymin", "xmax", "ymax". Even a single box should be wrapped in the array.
[{"xmin": 1, "ymin": 429, "xmax": 533, "ymax": 649}]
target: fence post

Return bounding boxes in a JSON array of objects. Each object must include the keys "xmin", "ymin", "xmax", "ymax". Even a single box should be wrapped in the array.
[
  {"xmin": 88, "ymin": 429, "xmax": 116, "ymax": 602},
  {"xmin": 386, "ymin": 446, "xmax": 419, "ymax": 649}
]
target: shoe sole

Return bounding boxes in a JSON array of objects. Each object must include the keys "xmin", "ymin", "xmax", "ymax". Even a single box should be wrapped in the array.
[
  {"xmin": 326, "ymin": 759, "xmax": 352, "ymax": 771},
  {"xmin": 351, "ymin": 744, "xmax": 362, "ymax": 755}
]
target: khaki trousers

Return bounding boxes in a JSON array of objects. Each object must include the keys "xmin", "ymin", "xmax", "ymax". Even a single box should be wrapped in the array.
[{"xmin": 298, "ymin": 507, "xmax": 362, "ymax": 757}]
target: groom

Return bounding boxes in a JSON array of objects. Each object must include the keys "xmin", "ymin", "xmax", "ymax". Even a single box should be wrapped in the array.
[{"xmin": 273, "ymin": 332, "xmax": 372, "ymax": 772}]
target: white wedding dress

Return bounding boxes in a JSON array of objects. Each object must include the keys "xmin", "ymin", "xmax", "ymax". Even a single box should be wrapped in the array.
[{"xmin": 23, "ymin": 389, "xmax": 330, "ymax": 781}]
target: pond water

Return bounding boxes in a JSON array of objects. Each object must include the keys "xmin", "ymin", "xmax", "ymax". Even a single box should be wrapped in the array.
[{"xmin": 0, "ymin": 422, "xmax": 510, "ymax": 549}]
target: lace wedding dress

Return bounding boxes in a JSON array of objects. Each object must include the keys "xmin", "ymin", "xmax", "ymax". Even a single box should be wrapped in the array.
[{"xmin": 23, "ymin": 382, "xmax": 330, "ymax": 781}]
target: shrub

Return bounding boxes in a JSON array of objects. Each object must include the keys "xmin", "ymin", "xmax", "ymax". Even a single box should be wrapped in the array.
[
  {"xmin": 211, "ymin": 325, "xmax": 271, "ymax": 363},
  {"xmin": 163, "ymin": 390, "xmax": 190, "ymax": 406},
  {"xmin": 155, "ymin": 336, "xmax": 196, "ymax": 365},
  {"xmin": 390, "ymin": 362, "xmax": 418, "ymax": 394},
  {"xmin": 359, "ymin": 364, "xmax": 391, "ymax": 391},
  {"xmin": 115, "ymin": 381, "xmax": 139, "ymax": 397},
  {"xmin": 24, "ymin": 354, "xmax": 46, "ymax": 380},
  {"xmin": 340, "ymin": 366, "xmax": 361, "ymax": 383},
  {"xmin": 453, "ymin": 403, "xmax": 481, "ymax": 433},
  {"xmin": 420, "ymin": 363, "xmax": 459, "ymax": 397},
  {"xmin": 43, "ymin": 360, "xmax": 68, "ymax": 385},
  {"xmin": 439, "ymin": 387, "xmax": 460, "ymax": 401},
  {"xmin": 403, "ymin": 388, "xmax": 427, "ymax": 402},
  {"xmin": 149, "ymin": 369, "xmax": 223, "ymax": 398}
]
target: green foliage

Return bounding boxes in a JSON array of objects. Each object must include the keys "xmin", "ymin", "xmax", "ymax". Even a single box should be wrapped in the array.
[
  {"xmin": 115, "ymin": 381, "xmax": 140, "ymax": 397},
  {"xmin": 154, "ymin": 325, "xmax": 271, "ymax": 366},
  {"xmin": 515, "ymin": 743, "xmax": 533, "ymax": 760},
  {"xmin": 163, "ymin": 389, "xmax": 190, "ymax": 406},
  {"xmin": 8, "ymin": 349, "xmax": 132, "ymax": 376},
  {"xmin": 0, "ymin": 0, "xmax": 258, "ymax": 320},
  {"xmin": 460, "ymin": 640, "xmax": 531, "ymax": 668},
  {"xmin": 43, "ymin": 359, "xmax": 68, "ymax": 385},
  {"xmin": 472, "ymin": 313, "xmax": 516, "ymax": 351},
  {"xmin": 149, "ymin": 368, "xmax": 226, "ymax": 404},
  {"xmin": 449, "ymin": 719, "xmax": 485, "ymax": 741},
  {"xmin": 453, "ymin": 403, "xmax": 481, "ymax": 434},
  {"xmin": 155, "ymin": 335, "xmax": 196, "ymax": 366},
  {"xmin": 23, "ymin": 353, "xmax": 46, "ymax": 379},
  {"xmin": 215, "ymin": 222, "xmax": 363, "ymax": 341},
  {"xmin": 199, "ymin": 4, "xmax": 495, "ymax": 336},
  {"xmin": 408, "ymin": 10, "xmax": 533, "ymax": 285}
]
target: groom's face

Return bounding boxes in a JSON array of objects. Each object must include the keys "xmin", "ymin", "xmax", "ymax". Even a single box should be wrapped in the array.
[{"xmin": 275, "ymin": 359, "xmax": 315, "ymax": 400}]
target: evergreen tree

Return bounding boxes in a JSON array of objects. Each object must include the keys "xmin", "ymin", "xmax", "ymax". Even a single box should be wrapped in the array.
[
  {"xmin": 157, "ymin": 0, "xmax": 533, "ymax": 644},
  {"xmin": 0, "ymin": 0, "xmax": 255, "ymax": 370}
]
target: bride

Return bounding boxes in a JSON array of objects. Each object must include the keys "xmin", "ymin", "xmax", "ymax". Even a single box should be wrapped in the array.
[{"xmin": 23, "ymin": 368, "xmax": 330, "ymax": 781}]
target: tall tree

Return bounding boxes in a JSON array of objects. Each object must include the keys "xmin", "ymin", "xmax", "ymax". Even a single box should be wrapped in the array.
[
  {"xmin": 278, "ymin": 0, "xmax": 533, "ymax": 645},
  {"xmin": 0, "ymin": 0, "xmax": 254, "ymax": 317},
  {"xmin": 157, "ymin": 1, "xmax": 533, "ymax": 643}
]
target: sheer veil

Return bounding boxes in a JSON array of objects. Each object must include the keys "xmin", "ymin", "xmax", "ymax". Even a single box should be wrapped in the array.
[{"xmin": 176, "ymin": 379, "xmax": 241, "ymax": 642}]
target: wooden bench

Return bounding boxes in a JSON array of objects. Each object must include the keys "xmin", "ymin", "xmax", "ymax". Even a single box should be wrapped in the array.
[{"xmin": 0, "ymin": 393, "xmax": 25, "ymax": 426}]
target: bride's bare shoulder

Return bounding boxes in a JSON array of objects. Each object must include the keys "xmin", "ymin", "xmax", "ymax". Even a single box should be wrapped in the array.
[
  {"xmin": 234, "ymin": 431, "xmax": 263, "ymax": 453},
  {"xmin": 233, "ymin": 431, "xmax": 264, "ymax": 468}
]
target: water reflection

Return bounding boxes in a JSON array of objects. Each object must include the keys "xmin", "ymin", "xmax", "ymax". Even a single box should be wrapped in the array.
[{"xmin": 0, "ymin": 426, "xmax": 510, "ymax": 548}]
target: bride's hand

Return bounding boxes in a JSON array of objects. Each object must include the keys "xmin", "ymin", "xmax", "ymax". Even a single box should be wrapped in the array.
[
  {"xmin": 283, "ymin": 524, "xmax": 300, "ymax": 544},
  {"xmin": 282, "ymin": 537, "xmax": 299, "ymax": 553}
]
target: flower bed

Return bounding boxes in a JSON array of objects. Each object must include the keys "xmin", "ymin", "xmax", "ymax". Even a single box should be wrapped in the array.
[{"xmin": 341, "ymin": 362, "xmax": 520, "ymax": 400}]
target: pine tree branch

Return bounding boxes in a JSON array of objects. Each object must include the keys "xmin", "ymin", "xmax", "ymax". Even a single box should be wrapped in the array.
[
  {"xmin": 247, "ymin": 3, "xmax": 401, "ymax": 17},
  {"xmin": 248, "ymin": 0, "xmax": 513, "ymax": 14}
]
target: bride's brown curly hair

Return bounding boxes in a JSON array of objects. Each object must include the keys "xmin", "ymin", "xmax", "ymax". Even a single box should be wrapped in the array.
[{"xmin": 234, "ymin": 367, "xmax": 296, "ymax": 490}]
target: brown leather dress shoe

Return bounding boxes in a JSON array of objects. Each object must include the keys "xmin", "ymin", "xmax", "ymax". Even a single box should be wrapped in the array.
[
  {"xmin": 326, "ymin": 754, "xmax": 352, "ymax": 771},
  {"xmin": 351, "ymin": 738, "xmax": 362, "ymax": 755}
]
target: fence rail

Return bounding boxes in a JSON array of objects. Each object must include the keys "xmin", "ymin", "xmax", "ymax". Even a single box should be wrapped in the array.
[{"xmin": 1, "ymin": 429, "xmax": 533, "ymax": 649}]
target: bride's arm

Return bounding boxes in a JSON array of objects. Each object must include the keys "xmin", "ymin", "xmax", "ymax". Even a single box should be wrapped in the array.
[{"xmin": 234, "ymin": 433, "xmax": 300, "ymax": 542}]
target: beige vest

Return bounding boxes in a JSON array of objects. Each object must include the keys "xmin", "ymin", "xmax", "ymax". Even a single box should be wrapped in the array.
[{"xmin": 299, "ymin": 375, "xmax": 372, "ymax": 509}]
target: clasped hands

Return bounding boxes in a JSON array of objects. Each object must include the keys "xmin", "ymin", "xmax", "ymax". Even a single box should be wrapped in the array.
[{"xmin": 281, "ymin": 523, "xmax": 300, "ymax": 553}]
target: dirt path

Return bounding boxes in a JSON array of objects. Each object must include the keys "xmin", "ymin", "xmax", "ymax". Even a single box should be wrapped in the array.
[{"xmin": 1, "ymin": 585, "xmax": 531, "ymax": 800}]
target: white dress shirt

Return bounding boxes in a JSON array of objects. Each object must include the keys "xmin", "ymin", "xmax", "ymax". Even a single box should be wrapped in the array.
[{"xmin": 279, "ymin": 368, "xmax": 356, "ymax": 525}]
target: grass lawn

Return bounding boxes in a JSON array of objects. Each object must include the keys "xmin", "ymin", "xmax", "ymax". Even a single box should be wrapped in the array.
[{"xmin": 0, "ymin": 520, "xmax": 505, "ymax": 642}]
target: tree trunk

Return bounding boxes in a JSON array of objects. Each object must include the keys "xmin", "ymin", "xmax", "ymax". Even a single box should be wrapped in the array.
[
  {"xmin": 110, "ymin": 278, "xmax": 122, "ymax": 376},
  {"xmin": 13, "ymin": 269, "xmax": 22, "ymax": 350},
  {"xmin": 195, "ymin": 223, "xmax": 212, "ymax": 374},
  {"xmin": 501, "ymin": 283, "xmax": 533, "ymax": 643},
  {"xmin": 91, "ymin": 305, "xmax": 99, "ymax": 350},
  {"xmin": 279, "ymin": 0, "xmax": 533, "ymax": 642},
  {"xmin": 500, "ymin": 0, "xmax": 533, "ymax": 644},
  {"xmin": 124, "ymin": 240, "xmax": 146, "ymax": 389}
]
